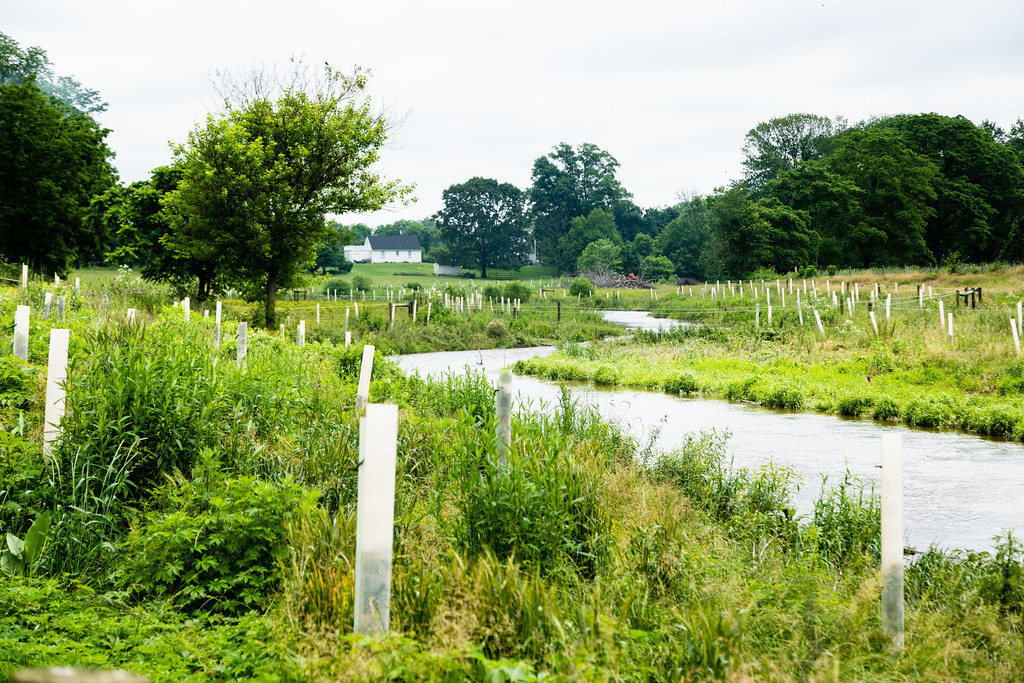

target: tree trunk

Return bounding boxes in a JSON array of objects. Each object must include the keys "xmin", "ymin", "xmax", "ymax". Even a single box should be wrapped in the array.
[{"xmin": 264, "ymin": 270, "xmax": 278, "ymax": 328}]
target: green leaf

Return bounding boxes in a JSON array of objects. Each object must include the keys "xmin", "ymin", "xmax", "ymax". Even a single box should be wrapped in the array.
[
  {"xmin": 23, "ymin": 511, "xmax": 51, "ymax": 566},
  {"xmin": 6, "ymin": 532, "xmax": 24, "ymax": 557}
]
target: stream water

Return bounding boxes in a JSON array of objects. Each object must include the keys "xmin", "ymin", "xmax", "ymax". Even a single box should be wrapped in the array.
[{"xmin": 395, "ymin": 311, "xmax": 1023, "ymax": 553}]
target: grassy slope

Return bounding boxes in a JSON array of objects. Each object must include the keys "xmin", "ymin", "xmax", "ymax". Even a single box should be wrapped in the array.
[{"xmin": 1, "ymin": 271, "xmax": 1022, "ymax": 681}]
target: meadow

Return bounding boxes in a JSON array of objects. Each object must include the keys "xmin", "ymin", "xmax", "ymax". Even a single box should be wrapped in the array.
[{"xmin": 0, "ymin": 266, "xmax": 1022, "ymax": 681}]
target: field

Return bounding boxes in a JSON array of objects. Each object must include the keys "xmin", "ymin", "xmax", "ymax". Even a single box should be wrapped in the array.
[{"xmin": 1, "ymin": 266, "xmax": 1022, "ymax": 681}]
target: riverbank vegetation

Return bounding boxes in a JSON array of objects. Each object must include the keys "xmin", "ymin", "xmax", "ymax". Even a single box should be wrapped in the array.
[
  {"xmin": 515, "ymin": 265, "xmax": 1024, "ymax": 443},
  {"xmin": 2, "ymin": 282, "xmax": 1023, "ymax": 681}
]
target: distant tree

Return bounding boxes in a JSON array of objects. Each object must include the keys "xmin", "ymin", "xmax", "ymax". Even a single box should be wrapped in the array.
[
  {"xmin": 0, "ymin": 31, "xmax": 106, "ymax": 114},
  {"xmin": 742, "ymin": 113, "xmax": 845, "ymax": 195},
  {"xmin": 92, "ymin": 166, "xmax": 232, "ymax": 300},
  {"xmin": 622, "ymin": 233, "xmax": 658, "ymax": 274},
  {"xmin": 612, "ymin": 200, "xmax": 647, "ymax": 241},
  {"xmin": 163, "ymin": 63, "xmax": 411, "ymax": 322},
  {"xmin": 375, "ymin": 218, "xmax": 441, "ymax": 253},
  {"xmin": 657, "ymin": 197, "xmax": 712, "ymax": 280},
  {"xmin": 823, "ymin": 129, "xmax": 939, "ymax": 267},
  {"xmin": 0, "ymin": 78, "xmax": 115, "ymax": 275},
  {"xmin": 312, "ymin": 222, "xmax": 354, "ymax": 274},
  {"xmin": 642, "ymin": 255, "xmax": 675, "ymax": 282},
  {"xmin": 576, "ymin": 238, "xmax": 622, "ymax": 273},
  {"xmin": 344, "ymin": 222, "xmax": 373, "ymax": 245},
  {"xmin": 434, "ymin": 177, "xmax": 530, "ymax": 277},
  {"xmin": 706, "ymin": 187, "xmax": 771, "ymax": 278},
  {"xmin": 560, "ymin": 208, "xmax": 622, "ymax": 272},
  {"xmin": 529, "ymin": 143, "xmax": 631, "ymax": 271},
  {"xmin": 871, "ymin": 114, "xmax": 1024, "ymax": 264}
]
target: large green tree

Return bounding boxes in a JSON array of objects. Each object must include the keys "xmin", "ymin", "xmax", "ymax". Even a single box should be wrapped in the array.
[
  {"xmin": 657, "ymin": 197, "xmax": 712, "ymax": 280},
  {"xmin": 163, "ymin": 65, "xmax": 411, "ymax": 323},
  {"xmin": 0, "ymin": 78, "xmax": 115, "ymax": 274},
  {"xmin": 434, "ymin": 177, "xmax": 529, "ymax": 277},
  {"xmin": 742, "ymin": 114, "xmax": 845, "ymax": 195},
  {"xmin": 559, "ymin": 208, "xmax": 622, "ymax": 273},
  {"xmin": 871, "ymin": 114, "xmax": 1024, "ymax": 263},
  {"xmin": 529, "ymin": 143, "xmax": 631, "ymax": 272}
]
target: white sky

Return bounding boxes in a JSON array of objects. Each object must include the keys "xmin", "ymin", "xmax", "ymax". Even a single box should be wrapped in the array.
[{"xmin": 7, "ymin": 1, "xmax": 1024, "ymax": 227}]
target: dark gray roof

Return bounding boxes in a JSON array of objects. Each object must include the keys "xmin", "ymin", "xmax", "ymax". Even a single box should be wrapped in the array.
[{"xmin": 368, "ymin": 235, "xmax": 421, "ymax": 251}]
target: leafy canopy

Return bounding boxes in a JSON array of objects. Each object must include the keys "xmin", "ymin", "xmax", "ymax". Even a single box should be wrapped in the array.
[{"xmin": 162, "ymin": 64, "xmax": 412, "ymax": 321}]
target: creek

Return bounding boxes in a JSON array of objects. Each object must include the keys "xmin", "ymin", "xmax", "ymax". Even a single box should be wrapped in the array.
[{"xmin": 396, "ymin": 311, "xmax": 1023, "ymax": 553}]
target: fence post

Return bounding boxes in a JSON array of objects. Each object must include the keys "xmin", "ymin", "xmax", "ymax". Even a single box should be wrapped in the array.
[
  {"xmin": 497, "ymin": 368, "xmax": 513, "ymax": 468},
  {"xmin": 354, "ymin": 402, "xmax": 399, "ymax": 634},
  {"xmin": 13, "ymin": 306, "xmax": 30, "ymax": 361},
  {"xmin": 881, "ymin": 433, "xmax": 905, "ymax": 652},
  {"xmin": 43, "ymin": 329, "xmax": 70, "ymax": 458},
  {"xmin": 356, "ymin": 345, "xmax": 375, "ymax": 411},
  {"xmin": 557, "ymin": 300, "xmax": 561, "ymax": 324}
]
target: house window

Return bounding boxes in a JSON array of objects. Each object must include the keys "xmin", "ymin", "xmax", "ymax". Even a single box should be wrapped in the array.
[{"xmin": 407, "ymin": 250, "xmax": 412, "ymax": 257}]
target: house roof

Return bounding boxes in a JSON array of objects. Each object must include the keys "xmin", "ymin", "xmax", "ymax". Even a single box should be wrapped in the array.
[{"xmin": 368, "ymin": 235, "xmax": 421, "ymax": 251}]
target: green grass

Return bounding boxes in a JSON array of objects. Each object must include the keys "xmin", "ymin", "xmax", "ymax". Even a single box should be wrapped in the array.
[{"xmin": 1, "ymin": 279, "xmax": 1022, "ymax": 681}]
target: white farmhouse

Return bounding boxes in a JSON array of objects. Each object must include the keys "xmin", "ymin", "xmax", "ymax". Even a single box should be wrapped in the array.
[{"xmin": 344, "ymin": 235, "xmax": 422, "ymax": 263}]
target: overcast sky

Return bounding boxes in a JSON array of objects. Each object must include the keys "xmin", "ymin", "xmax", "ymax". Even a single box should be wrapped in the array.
[{"xmin": 7, "ymin": 1, "xmax": 1024, "ymax": 228}]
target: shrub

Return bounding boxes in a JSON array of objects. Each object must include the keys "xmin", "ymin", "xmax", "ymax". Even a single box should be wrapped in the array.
[
  {"xmin": 482, "ymin": 284, "xmax": 503, "ymax": 300},
  {"xmin": 664, "ymin": 371, "xmax": 699, "ymax": 395},
  {"xmin": 798, "ymin": 265, "xmax": 819, "ymax": 277},
  {"xmin": 122, "ymin": 475, "xmax": 318, "ymax": 613},
  {"xmin": 568, "ymin": 277, "xmax": 594, "ymax": 297},
  {"xmin": 485, "ymin": 319, "xmax": 510, "ymax": 339},
  {"xmin": 502, "ymin": 281, "xmax": 532, "ymax": 302},
  {"xmin": 836, "ymin": 394, "xmax": 874, "ymax": 416},
  {"xmin": 826, "ymin": 265, "xmax": 838, "ymax": 276},
  {"xmin": 323, "ymin": 276, "xmax": 351, "ymax": 293},
  {"xmin": 592, "ymin": 364, "xmax": 620, "ymax": 385},
  {"xmin": 872, "ymin": 396, "xmax": 900, "ymax": 421},
  {"xmin": 352, "ymin": 274, "xmax": 372, "ymax": 292},
  {"xmin": 762, "ymin": 384, "xmax": 805, "ymax": 410}
]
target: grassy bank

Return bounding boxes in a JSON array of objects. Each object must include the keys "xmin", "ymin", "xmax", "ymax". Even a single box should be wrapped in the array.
[
  {"xmin": 1, "ymin": 280, "xmax": 1023, "ymax": 680},
  {"xmin": 516, "ymin": 269, "xmax": 1024, "ymax": 442}
]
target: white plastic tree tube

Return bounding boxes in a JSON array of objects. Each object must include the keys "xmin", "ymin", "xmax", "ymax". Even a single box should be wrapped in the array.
[
  {"xmin": 814, "ymin": 310, "xmax": 824, "ymax": 335},
  {"xmin": 938, "ymin": 300, "xmax": 945, "ymax": 330},
  {"xmin": 215, "ymin": 301, "xmax": 222, "ymax": 349},
  {"xmin": 881, "ymin": 433, "xmax": 905, "ymax": 652},
  {"xmin": 354, "ymin": 402, "xmax": 399, "ymax": 634},
  {"xmin": 298, "ymin": 320, "xmax": 305, "ymax": 347},
  {"xmin": 356, "ymin": 344, "xmax": 375, "ymax": 411},
  {"xmin": 43, "ymin": 329, "xmax": 70, "ymax": 458},
  {"xmin": 237, "ymin": 322, "xmax": 247, "ymax": 367},
  {"xmin": 497, "ymin": 368, "xmax": 513, "ymax": 468},
  {"xmin": 1011, "ymin": 318, "xmax": 1021, "ymax": 355},
  {"xmin": 13, "ymin": 306, "xmax": 29, "ymax": 361}
]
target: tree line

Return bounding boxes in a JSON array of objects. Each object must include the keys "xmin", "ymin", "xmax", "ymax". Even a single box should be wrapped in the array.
[
  {"xmin": 4, "ymin": 29, "xmax": 1024, "ymax": 325},
  {"xmin": 418, "ymin": 115, "xmax": 1024, "ymax": 280}
]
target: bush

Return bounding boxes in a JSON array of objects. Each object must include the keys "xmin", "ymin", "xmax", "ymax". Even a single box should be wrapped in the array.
[
  {"xmin": 642, "ymin": 255, "xmax": 675, "ymax": 282},
  {"xmin": 352, "ymin": 274, "xmax": 372, "ymax": 292},
  {"xmin": 502, "ymin": 281, "xmax": 532, "ymax": 302},
  {"xmin": 323, "ymin": 277, "xmax": 351, "ymax": 294},
  {"xmin": 335, "ymin": 259, "xmax": 354, "ymax": 274},
  {"xmin": 798, "ymin": 265, "xmax": 819, "ymax": 277},
  {"xmin": 485, "ymin": 319, "xmax": 511, "ymax": 339},
  {"xmin": 664, "ymin": 371, "xmax": 699, "ymax": 395},
  {"xmin": 568, "ymin": 277, "xmax": 594, "ymax": 298},
  {"xmin": 122, "ymin": 475, "xmax": 318, "ymax": 613},
  {"xmin": 482, "ymin": 284, "xmax": 503, "ymax": 300},
  {"xmin": 826, "ymin": 264, "xmax": 839, "ymax": 276},
  {"xmin": 592, "ymin": 365, "xmax": 619, "ymax": 385}
]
